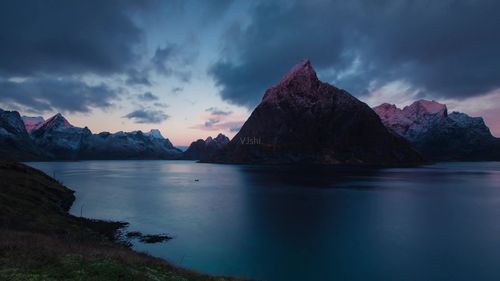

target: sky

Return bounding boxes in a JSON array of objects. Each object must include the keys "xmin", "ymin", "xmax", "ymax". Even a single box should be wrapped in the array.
[{"xmin": 0, "ymin": 0, "xmax": 499, "ymax": 146}]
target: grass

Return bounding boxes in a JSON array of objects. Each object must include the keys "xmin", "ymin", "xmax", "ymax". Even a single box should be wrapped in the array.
[
  {"xmin": 0, "ymin": 161, "xmax": 241, "ymax": 281},
  {"xmin": 0, "ymin": 230, "xmax": 232, "ymax": 281}
]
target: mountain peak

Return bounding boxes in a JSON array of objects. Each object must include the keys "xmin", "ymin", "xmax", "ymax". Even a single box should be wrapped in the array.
[
  {"xmin": 376, "ymin": 103, "xmax": 397, "ymax": 109},
  {"xmin": 263, "ymin": 60, "xmax": 323, "ymax": 103},
  {"xmin": 38, "ymin": 113, "xmax": 73, "ymax": 131},
  {"xmin": 406, "ymin": 99, "xmax": 447, "ymax": 117},
  {"xmin": 145, "ymin": 129, "xmax": 164, "ymax": 139},
  {"xmin": 373, "ymin": 103, "xmax": 403, "ymax": 119},
  {"xmin": 210, "ymin": 60, "xmax": 423, "ymax": 165},
  {"xmin": 279, "ymin": 59, "xmax": 318, "ymax": 86},
  {"xmin": 51, "ymin": 113, "xmax": 71, "ymax": 124},
  {"xmin": 214, "ymin": 133, "xmax": 230, "ymax": 144}
]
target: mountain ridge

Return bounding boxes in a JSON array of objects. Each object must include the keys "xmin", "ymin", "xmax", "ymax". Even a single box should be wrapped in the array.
[
  {"xmin": 374, "ymin": 100, "xmax": 500, "ymax": 160},
  {"xmin": 0, "ymin": 108, "xmax": 45, "ymax": 160},
  {"xmin": 182, "ymin": 133, "xmax": 230, "ymax": 160},
  {"xmin": 1, "ymin": 110, "xmax": 183, "ymax": 161},
  {"xmin": 208, "ymin": 60, "xmax": 424, "ymax": 165}
]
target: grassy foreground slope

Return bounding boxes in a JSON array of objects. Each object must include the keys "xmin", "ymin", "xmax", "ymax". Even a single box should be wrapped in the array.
[{"xmin": 0, "ymin": 161, "xmax": 239, "ymax": 281}]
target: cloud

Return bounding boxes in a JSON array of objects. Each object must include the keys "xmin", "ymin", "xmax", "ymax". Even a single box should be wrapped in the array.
[
  {"xmin": 229, "ymin": 126, "xmax": 242, "ymax": 132},
  {"xmin": 210, "ymin": 0, "xmax": 500, "ymax": 107},
  {"xmin": 198, "ymin": 0, "xmax": 234, "ymax": 23},
  {"xmin": 152, "ymin": 45, "xmax": 178, "ymax": 75},
  {"xmin": 0, "ymin": 78, "xmax": 118, "ymax": 113},
  {"xmin": 126, "ymin": 69, "xmax": 152, "ymax": 86},
  {"xmin": 153, "ymin": 102, "xmax": 169, "ymax": 108},
  {"xmin": 0, "ymin": 0, "xmax": 151, "ymax": 76},
  {"xmin": 171, "ymin": 87, "xmax": 184, "ymax": 94},
  {"xmin": 204, "ymin": 118, "xmax": 220, "ymax": 128},
  {"xmin": 138, "ymin": 92, "xmax": 159, "ymax": 101},
  {"xmin": 193, "ymin": 105, "xmax": 242, "ymax": 133},
  {"xmin": 363, "ymin": 81, "xmax": 421, "ymax": 108},
  {"xmin": 192, "ymin": 120, "xmax": 244, "ymax": 132},
  {"xmin": 205, "ymin": 107, "xmax": 233, "ymax": 116},
  {"xmin": 123, "ymin": 109, "xmax": 169, "ymax": 124},
  {"xmin": 151, "ymin": 43, "xmax": 196, "ymax": 81}
]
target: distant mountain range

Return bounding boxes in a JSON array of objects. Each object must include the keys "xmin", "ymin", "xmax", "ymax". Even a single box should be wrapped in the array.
[
  {"xmin": 374, "ymin": 100, "xmax": 500, "ymax": 161},
  {"xmin": 0, "ymin": 110, "xmax": 183, "ymax": 161},
  {"xmin": 1, "ymin": 60, "xmax": 499, "ymax": 163}
]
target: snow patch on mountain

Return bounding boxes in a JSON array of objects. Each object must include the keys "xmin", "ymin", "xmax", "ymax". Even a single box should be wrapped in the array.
[
  {"xmin": 82, "ymin": 129, "xmax": 181, "ymax": 159},
  {"xmin": 145, "ymin": 129, "xmax": 164, "ymax": 139},
  {"xmin": 30, "ymin": 113, "xmax": 91, "ymax": 158},
  {"xmin": 374, "ymin": 100, "xmax": 449, "ymax": 141},
  {"xmin": 374, "ymin": 100, "xmax": 498, "ymax": 160}
]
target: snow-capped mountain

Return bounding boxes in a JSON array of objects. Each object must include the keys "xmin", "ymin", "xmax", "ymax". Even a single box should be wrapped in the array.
[
  {"xmin": 0, "ymin": 108, "xmax": 45, "ymax": 160},
  {"xmin": 208, "ymin": 60, "xmax": 423, "ymax": 165},
  {"xmin": 21, "ymin": 116, "xmax": 45, "ymax": 133},
  {"xmin": 80, "ymin": 129, "xmax": 182, "ymax": 160},
  {"xmin": 374, "ymin": 100, "xmax": 500, "ymax": 160},
  {"xmin": 182, "ymin": 133, "xmax": 230, "ymax": 160},
  {"xmin": 6, "ymin": 112, "xmax": 183, "ymax": 160},
  {"xmin": 30, "ymin": 113, "xmax": 92, "ymax": 159},
  {"xmin": 373, "ymin": 100, "xmax": 449, "ymax": 141},
  {"xmin": 144, "ymin": 129, "xmax": 164, "ymax": 139}
]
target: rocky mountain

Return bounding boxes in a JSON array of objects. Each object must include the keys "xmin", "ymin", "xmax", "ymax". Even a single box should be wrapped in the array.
[
  {"xmin": 80, "ymin": 129, "xmax": 182, "ymax": 160},
  {"xmin": 208, "ymin": 60, "xmax": 423, "ymax": 165},
  {"xmin": 374, "ymin": 100, "xmax": 500, "ymax": 160},
  {"xmin": 182, "ymin": 133, "xmax": 230, "ymax": 160},
  {"xmin": 22, "ymin": 116, "xmax": 45, "ymax": 133},
  {"xmin": 31, "ymin": 113, "xmax": 92, "ymax": 160},
  {"xmin": 0, "ymin": 110, "xmax": 183, "ymax": 161},
  {"xmin": 0, "ymin": 109, "xmax": 45, "ymax": 160}
]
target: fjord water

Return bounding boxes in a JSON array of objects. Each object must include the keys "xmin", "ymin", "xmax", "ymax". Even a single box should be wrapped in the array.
[{"xmin": 28, "ymin": 161, "xmax": 500, "ymax": 281}]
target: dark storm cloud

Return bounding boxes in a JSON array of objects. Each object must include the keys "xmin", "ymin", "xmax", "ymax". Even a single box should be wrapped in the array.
[
  {"xmin": 210, "ymin": 0, "xmax": 500, "ymax": 107},
  {"xmin": 138, "ymin": 92, "xmax": 159, "ymax": 102},
  {"xmin": 0, "ymin": 0, "xmax": 151, "ymax": 76},
  {"xmin": 160, "ymin": 0, "xmax": 234, "ymax": 25},
  {"xmin": 199, "ymin": 0, "xmax": 234, "ymax": 22},
  {"xmin": 123, "ymin": 109, "xmax": 169, "ymax": 124},
  {"xmin": 0, "ymin": 78, "xmax": 118, "ymax": 113},
  {"xmin": 152, "ymin": 45, "xmax": 178, "ymax": 75},
  {"xmin": 151, "ymin": 43, "xmax": 196, "ymax": 82}
]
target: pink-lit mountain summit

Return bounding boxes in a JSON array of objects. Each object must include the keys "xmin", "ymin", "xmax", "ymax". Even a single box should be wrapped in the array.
[
  {"xmin": 209, "ymin": 60, "xmax": 423, "ymax": 165},
  {"xmin": 374, "ymin": 100, "xmax": 500, "ymax": 160}
]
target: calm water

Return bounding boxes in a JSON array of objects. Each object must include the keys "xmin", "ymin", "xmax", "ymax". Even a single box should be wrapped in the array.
[{"xmin": 28, "ymin": 161, "xmax": 500, "ymax": 281}]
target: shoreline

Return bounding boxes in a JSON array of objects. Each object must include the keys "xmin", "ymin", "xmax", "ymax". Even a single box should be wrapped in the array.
[{"xmin": 0, "ymin": 161, "xmax": 241, "ymax": 281}]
